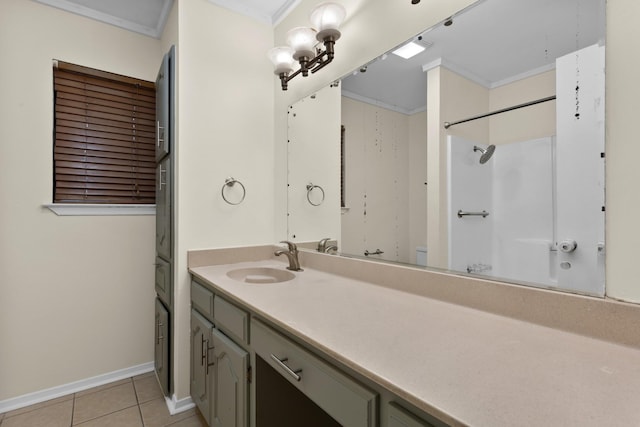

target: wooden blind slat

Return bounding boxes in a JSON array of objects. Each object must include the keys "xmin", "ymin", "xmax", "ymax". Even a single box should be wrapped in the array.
[
  {"xmin": 55, "ymin": 103, "xmax": 155, "ymax": 127},
  {"xmin": 56, "ymin": 90, "xmax": 155, "ymax": 116},
  {"xmin": 55, "ymin": 111, "xmax": 155, "ymax": 133},
  {"xmin": 53, "ymin": 63, "xmax": 156, "ymax": 204},
  {"xmin": 54, "ymin": 138, "xmax": 155, "ymax": 157},
  {"xmin": 55, "ymin": 95, "xmax": 155, "ymax": 121},
  {"xmin": 54, "ymin": 150, "xmax": 155, "ymax": 169},
  {"xmin": 56, "ymin": 119, "xmax": 155, "ymax": 139},
  {"xmin": 56, "ymin": 160, "xmax": 155, "ymax": 176},
  {"xmin": 56, "ymin": 124, "xmax": 155, "ymax": 145}
]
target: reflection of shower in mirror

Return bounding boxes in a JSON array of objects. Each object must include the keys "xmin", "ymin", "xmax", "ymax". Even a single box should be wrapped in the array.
[{"xmin": 473, "ymin": 145, "xmax": 495, "ymax": 164}]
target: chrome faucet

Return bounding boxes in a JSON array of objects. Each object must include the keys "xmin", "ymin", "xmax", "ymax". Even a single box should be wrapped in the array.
[
  {"xmin": 324, "ymin": 245, "xmax": 338, "ymax": 254},
  {"xmin": 317, "ymin": 238, "xmax": 331, "ymax": 253},
  {"xmin": 275, "ymin": 241, "xmax": 303, "ymax": 271}
]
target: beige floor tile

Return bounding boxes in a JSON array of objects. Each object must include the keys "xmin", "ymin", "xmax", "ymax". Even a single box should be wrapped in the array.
[
  {"xmin": 73, "ymin": 406, "xmax": 143, "ymax": 427},
  {"xmin": 0, "ymin": 412, "xmax": 5, "ymax": 423},
  {"xmin": 75, "ymin": 378, "xmax": 132, "ymax": 398},
  {"xmin": 1, "ymin": 399, "xmax": 73, "ymax": 427},
  {"xmin": 139, "ymin": 398, "xmax": 197, "ymax": 427},
  {"xmin": 3, "ymin": 393, "xmax": 74, "ymax": 418},
  {"xmin": 166, "ymin": 413, "xmax": 208, "ymax": 427},
  {"xmin": 73, "ymin": 382, "xmax": 137, "ymax": 424},
  {"xmin": 133, "ymin": 371, "xmax": 156, "ymax": 381},
  {"xmin": 133, "ymin": 374, "xmax": 163, "ymax": 404}
]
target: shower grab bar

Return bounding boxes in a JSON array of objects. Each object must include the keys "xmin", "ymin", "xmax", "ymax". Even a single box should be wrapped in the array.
[
  {"xmin": 364, "ymin": 249, "xmax": 384, "ymax": 256},
  {"xmin": 457, "ymin": 210, "xmax": 489, "ymax": 218},
  {"xmin": 444, "ymin": 95, "xmax": 556, "ymax": 129}
]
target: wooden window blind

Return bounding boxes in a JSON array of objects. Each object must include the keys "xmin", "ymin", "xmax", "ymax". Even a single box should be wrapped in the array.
[{"xmin": 53, "ymin": 61, "xmax": 156, "ymax": 204}]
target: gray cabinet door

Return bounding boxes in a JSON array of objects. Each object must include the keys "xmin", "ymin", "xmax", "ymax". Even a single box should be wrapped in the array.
[
  {"xmin": 191, "ymin": 309, "xmax": 213, "ymax": 425},
  {"xmin": 211, "ymin": 328, "xmax": 248, "ymax": 427},
  {"xmin": 155, "ymin": 52, "xmax": 170, "ymax": 162},
  {"xmin": 155, "ymin": 298, "xmax": 170, "ymax": 396},
  {"xmin": 155, "ymin": 156, "xmax": 171, "ymax": 260},
  {"xmin": 388, "ymin": 403, "xmax": 436, "ymax": 427}
]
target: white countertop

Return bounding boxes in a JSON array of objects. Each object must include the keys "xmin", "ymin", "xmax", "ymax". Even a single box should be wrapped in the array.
[{"xmin": 190, "ymin": 259, "xmax": 640, "ymax": 427}]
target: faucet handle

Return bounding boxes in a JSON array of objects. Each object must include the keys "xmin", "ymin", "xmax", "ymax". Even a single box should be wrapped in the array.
[
  {"xmin": 317, "ymin": 237, "xmax": 331, "ymax": 252},
  {"xmin": 279, "ymin": 240, "xmax": 297, "ymax": 252}
]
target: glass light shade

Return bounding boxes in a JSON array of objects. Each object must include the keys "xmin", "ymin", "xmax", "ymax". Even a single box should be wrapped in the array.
[
  {"xmin": 286, "ymin": 27, "xmax": 317, "ymax": 60},
  {"xmin": 267, "ymin": 46, "xmax": 294, "ymax": 75},
  {"xmin": 310, "ymin": 2, "xmax": 346, "ymax": 33}
]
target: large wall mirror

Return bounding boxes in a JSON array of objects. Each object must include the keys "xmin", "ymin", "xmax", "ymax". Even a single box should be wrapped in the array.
[{"xmin": 287, "ymin": 0, "xmax": 606, "ymax": 297}]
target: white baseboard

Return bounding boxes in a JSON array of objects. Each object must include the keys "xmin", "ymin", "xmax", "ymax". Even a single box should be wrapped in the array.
[
  {"xmin": 0, "ymin": 362, "xmax": 155, "ymax": 414},
  {"xmin": 164, "ymin": 394, "xmax": 195, "ymax": 415}
]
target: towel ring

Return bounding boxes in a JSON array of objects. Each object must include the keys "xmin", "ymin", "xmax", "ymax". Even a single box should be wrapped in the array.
[
  {"xmin": 221, "ymin": 177, "xmax": 246, "ymax": 205},
  {"xmin": 306, "ymin": 183, "xmax": 325, "ymax": 206}
]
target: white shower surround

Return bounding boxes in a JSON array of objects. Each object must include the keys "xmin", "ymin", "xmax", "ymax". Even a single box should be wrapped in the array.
[{"xmin": 448, "ymin": 44, "xmax": 605, "ymax": 295}]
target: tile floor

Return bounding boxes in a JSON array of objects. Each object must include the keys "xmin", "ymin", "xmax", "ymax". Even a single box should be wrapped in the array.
[{"xmin": 0, "ymin": 372, "xmax": 207, "ymax": 427}]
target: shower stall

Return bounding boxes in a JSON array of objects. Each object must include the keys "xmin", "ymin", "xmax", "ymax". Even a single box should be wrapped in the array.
[{"xmin": 447, "ymin": 44, "xmax": 605, "ymax": 295}]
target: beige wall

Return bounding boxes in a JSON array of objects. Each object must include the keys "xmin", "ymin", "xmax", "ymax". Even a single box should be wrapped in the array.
[
  {"xmin": 0, "ymin": 0, "xmax": 161, "ymax": 400},
  {"xmin": 341, "ymin": 97, "xmax": 411, "ymax": 262},
  {"xmin": 408, "ymin": 111, "xmax": 428, "ymax": 264},
  {"xmin": 340, "ymin": 97, "xmax": 427, "ymax": 264},
  {"xmin": 172, "ymin": 0, "xmax": 275, "ymax": 400},
  {"xmin": 427, "ymin": 67, "xmax": 489, "ymax": 268},
  {"xmin": 606, "ymin": 0, "xmax": 640, "ymax": 303},
  {"xmin": 489, "ymin": 70, "xmax": 556, "ymax": 145}
]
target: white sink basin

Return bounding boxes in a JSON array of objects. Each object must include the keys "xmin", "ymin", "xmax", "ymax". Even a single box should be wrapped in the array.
[{"xmin": 226, "ymin": 267, "xmax": 295, "ymax": 284}]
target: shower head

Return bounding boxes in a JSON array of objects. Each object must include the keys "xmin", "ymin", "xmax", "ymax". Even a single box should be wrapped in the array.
[{"xmin": 473, "ymin": 145, "xmax": 495, "ymax": 164}]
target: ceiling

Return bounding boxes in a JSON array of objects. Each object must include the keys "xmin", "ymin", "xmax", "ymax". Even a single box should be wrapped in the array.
[
  {"xmin": 342, "ymin": 0, "xmax": 606, "ymax": 114},
  {"xmin": 33, "ymin": 0, "xmax": 297, "ymax": 37}
]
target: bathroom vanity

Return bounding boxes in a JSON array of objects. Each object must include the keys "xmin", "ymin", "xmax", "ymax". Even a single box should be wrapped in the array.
[{"xmin": 188, "ymin": 245, "xmax": 640, "ymax": 427}]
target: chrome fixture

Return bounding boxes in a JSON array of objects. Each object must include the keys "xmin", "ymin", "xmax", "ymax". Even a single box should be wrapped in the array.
[
  {"xmin": 364, "ymin": 249, "xmax": 384, "ymax": 256},
  {"xmin": 473, "ymin": 145, "xmax": 496, "ymax": 164},
  {"xmin": 444, "ymin": 95, "xmax": 556, "ymax": 129},
  {"xmin": 325, "ymin": 245, "xmax": 338, "ymax": 253},
  {"xmin": 466, "ymin": 263, "xmax": 491, "ymax": 274},
  {"xmin": 317, "ymin": 238, "xmax": 331, "ymax": 252},
  {"xmin": 457, "ymin": 210, "xmax": 489, "ymax": 218},
  {"xmin": 221, "ymin": 177, "xmax": 246, "ymax": 205},
  {"xmin": 306, "ymin": 183, "xmax": 325, "ymax": 206},
  {"xmin": 275, "ymin": 241, "xmax": 303, "ymax": 271},
  {"xmin": 559, "ymin": 239, "xmax": 578, "ymax": 253},
  {"xmin": 268, "ymin": 2, "xmax": 346, "ymax": 91}
]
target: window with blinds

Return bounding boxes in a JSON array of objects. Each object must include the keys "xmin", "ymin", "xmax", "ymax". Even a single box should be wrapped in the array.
[{"xmin": 53, "ymin": 61, "xmax": 156, "ymax": 204}]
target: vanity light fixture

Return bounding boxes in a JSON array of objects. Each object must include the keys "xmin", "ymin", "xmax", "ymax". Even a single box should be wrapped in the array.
[{"xmin": 268, "ymin": 2, "xmax": 346, "ymax": 91}]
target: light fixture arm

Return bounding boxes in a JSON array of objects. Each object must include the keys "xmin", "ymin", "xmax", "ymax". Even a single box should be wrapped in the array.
[{"xmin": 278, "ymin": 36, "xmax": 337, "ymax": 91}]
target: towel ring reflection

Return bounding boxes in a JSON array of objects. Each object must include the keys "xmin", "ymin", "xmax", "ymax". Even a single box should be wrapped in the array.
[
  {"xmin": 306, "ymin": 183, "xmax": 325, "ymax": 206},
  {"xmin": 221, "ymin": 177, "xmax": 246, "ymax": 205}
]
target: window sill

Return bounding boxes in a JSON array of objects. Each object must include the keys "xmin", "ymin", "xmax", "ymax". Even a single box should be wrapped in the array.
[{"xmin": 44, "ymin": 204, "xmax": 156, "ymax": 216}]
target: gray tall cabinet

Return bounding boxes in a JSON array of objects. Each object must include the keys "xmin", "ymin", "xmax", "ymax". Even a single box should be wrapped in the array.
[{"xmin": 154, "ymin": 45, "xmax": 175, "ymax": 396}]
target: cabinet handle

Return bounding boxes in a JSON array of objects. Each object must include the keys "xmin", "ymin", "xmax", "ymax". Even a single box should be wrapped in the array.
[
  {"xmin": 157, "ymin": 121, "xmax": 165, "ymax": 147},
  {"xmin": 205, "ymin": 340, "xmax": 215, "ymax": 375},
  {"xmin": 158, "ymin": 167, "xmax": 166, "ymax": 190},
  {"xmin": 156, "ymin": 320, "xmax": 164, "ymax": 344},
  {"xmin": 201, "ymin": 336, "xmax": 207, "ymax": 367},
  {"xmin": 270, "ymin": 354, "xmax": 302, "ymax": 382}
]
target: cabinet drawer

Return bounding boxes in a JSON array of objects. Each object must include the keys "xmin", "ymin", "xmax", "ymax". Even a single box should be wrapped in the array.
[
  {"xmin": 214, "ymin": 295, "xmax": 248, "ymax": 345},
  {"xmin": 191, "ymin": 280, "xmax": 214, "ymax": 321},
  {"xmin": 155, "ymin": 257, "xmax": 171, "ymax": 306},
  {"xmin": 251, "ymin": 319, "xmax": 377, "ymax": 427}
]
